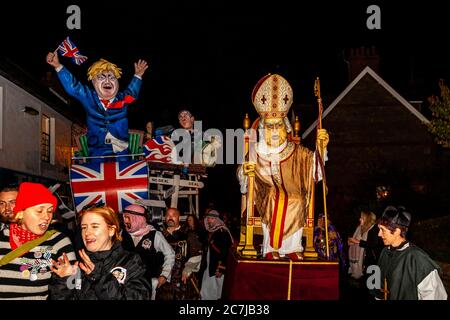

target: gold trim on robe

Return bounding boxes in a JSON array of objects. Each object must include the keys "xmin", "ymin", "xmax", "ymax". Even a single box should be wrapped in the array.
[{"xmin": 254, "ymin": 142, "xmax": 314, "ymax": 248}]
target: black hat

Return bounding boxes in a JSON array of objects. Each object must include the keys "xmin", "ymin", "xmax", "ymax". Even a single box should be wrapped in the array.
[{"xmin": 380, "ymin": 206, "xmax": 411, "ymax": 228}]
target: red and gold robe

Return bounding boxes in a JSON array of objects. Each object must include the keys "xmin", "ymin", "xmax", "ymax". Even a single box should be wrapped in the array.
[{"xmin": 254, "ymin": 142, "xmax": 314, "ymax": 250}]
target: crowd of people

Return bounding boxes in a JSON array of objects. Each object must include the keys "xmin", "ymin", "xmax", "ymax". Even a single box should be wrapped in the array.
[
  {"xmin": 316, "ymin": 207, "xmax": 448, "ymax": 300},
  {"xmin": 0, "ymin": 182, "xmax": 234, "ymax": 300},
  {"xmin": 0, "ymin": 182, "xmax": 448, "ymax": 300},
  {"xmin": 0, "ymin": 58, "xmax": 446, "ymax": 301}
]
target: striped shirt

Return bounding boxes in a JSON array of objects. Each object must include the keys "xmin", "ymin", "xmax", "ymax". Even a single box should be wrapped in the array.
[{"xmin": 0, "ymin": 225, "xmax": 76, "ymax": 300}]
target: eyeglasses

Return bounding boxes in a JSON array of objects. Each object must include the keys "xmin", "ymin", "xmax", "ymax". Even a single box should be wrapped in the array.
[
  {"xmin": 95, "ymin": 73, "xmax": 117, "ymax": 81},
  {"xmin": 0, "ymin": 200, "xmax": 16, "ymax": 208}
]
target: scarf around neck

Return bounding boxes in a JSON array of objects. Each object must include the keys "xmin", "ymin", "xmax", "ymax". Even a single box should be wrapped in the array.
[
  {"xmin": 124, "ymin": 213, "xmax": 149, "ymax": 235},
  {"xmin": 129, "ymin": 224, "xmax": 153, "ymax": 238},
  {"xmin": 204, "ymin": 217, "xmax": 234, "ymax": 243},
  {"xmin": 348, "ymin": 224, "xmax": 373, "ymax": 279},
  {"xmin": 9, "ymin": 223, "xmax": 41, "ymax": 250}
]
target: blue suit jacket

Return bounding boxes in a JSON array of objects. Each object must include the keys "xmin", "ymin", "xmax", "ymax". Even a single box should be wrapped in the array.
[{"xmin": 57, "ymin": 66, "xmax": 142, "ymax": 156}]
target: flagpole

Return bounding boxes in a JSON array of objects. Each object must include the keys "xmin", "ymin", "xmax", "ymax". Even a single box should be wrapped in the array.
[
  {"xmin": 314, "ymin": 77, "xmax": 330, "ymax": 259},
  {"xmin": 55, "ymin": 36, "xmax": 67, "ymax": 53}
]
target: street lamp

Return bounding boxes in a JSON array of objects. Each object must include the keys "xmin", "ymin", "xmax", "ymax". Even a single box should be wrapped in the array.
[{"xmin": 22, "ymin": 106, "xmax": 39, "ymax": 116}]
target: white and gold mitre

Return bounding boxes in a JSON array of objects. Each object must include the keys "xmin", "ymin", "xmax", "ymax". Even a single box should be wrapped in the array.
[{"xmin": 251, "ymin": 74, "xmax": 293, "ymax": 119}]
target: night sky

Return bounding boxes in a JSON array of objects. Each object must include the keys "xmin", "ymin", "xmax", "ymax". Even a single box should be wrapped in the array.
[{"xmin": 1, "ymin": 0, "xmax": 449, "ymax": 213}]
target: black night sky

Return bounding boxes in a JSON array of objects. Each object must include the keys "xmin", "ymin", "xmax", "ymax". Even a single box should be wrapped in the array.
[{"xmin": 1, "ymin": 0, "xmax": 449, "ymax": 215}]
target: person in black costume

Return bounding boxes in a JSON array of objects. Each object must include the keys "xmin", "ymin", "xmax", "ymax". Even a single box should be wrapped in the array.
[
  {"xmin": 120, "ymin": 204, "xmax": 175, "ymax": 300},
  {"xmin": 50, "ymin": 205, "xmax": 151, "ymax": 300},
  {"xmin": 374, "ymin": 206, "xmax": 447, "ymax": 300},
  {"xmin": 199, "ymin": 210, "xmax": 233, "ymax": 300},
  {"xmin": 156, "ymin": 207, "xmax": 203, "ymax": 300}
]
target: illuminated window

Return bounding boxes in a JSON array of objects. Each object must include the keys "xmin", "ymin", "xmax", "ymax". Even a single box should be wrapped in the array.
[{"xmin": 41, "ymin": 114, "xmax": 51, "ymax": 162}]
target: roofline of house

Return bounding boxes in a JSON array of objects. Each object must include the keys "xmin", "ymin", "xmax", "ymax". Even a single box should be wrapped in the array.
[
  {"xmin": 0, "ymin": 57, "xmax": 84, "ymax": 126},
  {"xmin": 302, "ymin": 66, "xmax": 430, "ymax": 139}
]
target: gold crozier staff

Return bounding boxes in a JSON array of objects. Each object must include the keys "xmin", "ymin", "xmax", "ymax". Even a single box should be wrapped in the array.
[{"xmin": 314, "ymin": 77, "xmax": 330, "ymax": 258}]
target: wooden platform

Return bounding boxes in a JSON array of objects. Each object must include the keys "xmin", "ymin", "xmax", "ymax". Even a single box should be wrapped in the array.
[
  {"xmin": 222, "ymin": 249, "xmax": 339, "ymax": 300},
  {"xmin": 146, "ymin": 161, "xmax": 207, "ymax": 174}
]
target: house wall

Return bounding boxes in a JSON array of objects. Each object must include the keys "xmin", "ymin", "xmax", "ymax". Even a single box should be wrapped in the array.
[
  {"xmin": 0, "ymin": 75, "xmax": 72, "ymax": 183},
  {"xmin": 325, "ymin": 75, "xmax": 436, "ymax": 183}
]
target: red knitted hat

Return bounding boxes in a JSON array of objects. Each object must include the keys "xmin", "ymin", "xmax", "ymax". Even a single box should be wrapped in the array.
[{"xmin": 13, "ymin": 182, "xmax": 57, "ymax": 214}]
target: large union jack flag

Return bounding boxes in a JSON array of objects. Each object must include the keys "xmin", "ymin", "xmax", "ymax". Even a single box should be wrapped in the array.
[
  {"xmin": 70, "ymin": 160, "xmax": 149, "ymax": 213},
  {"xmin": 144, "ymin": 136, "xmax": 177, "ymax": 163},
  {"xmin": 58, "ymin": 37, "xmax": 88, "ymax": 65}
]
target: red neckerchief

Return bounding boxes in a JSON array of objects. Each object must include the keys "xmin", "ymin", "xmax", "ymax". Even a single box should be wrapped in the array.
[
  {"xmin": 9, "ymin": 223, "xmax": 41, "ymax": 250},
  {"xmin": 100, "ymin": 95, "xmax": 135, "ymax": 110}
]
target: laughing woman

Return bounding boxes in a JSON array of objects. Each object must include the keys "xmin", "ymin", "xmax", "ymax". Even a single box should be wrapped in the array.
[
  {"xmin": 0, "ymin": 182, "xmax": 76, "ymax": 300},
  {"xmin": 50, "ymin": 205, "xmax": 151, "ymax": 300}
]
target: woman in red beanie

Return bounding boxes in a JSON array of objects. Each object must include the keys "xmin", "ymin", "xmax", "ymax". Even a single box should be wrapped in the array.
[
  {"xmin": 50, "ymin": 205, "xmax": 151, "ymax": 300},
  {"xmin": 0, "ymin": 182, "xmax": 76, "ymax": 300}
]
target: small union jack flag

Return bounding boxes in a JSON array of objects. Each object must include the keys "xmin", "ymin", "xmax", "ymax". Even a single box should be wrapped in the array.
[
  {"xmin": 70, "ymin": 160, "xmax": 149, "ymax": 213},
  {"xmin": 58, "ymin": 37, "xmax": 88, "ymax": 65}
]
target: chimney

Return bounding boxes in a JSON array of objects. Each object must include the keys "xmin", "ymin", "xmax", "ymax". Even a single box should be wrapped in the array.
[{"xmin": 347, "ymin": 46, "xmax": 380, "ymax": 82}]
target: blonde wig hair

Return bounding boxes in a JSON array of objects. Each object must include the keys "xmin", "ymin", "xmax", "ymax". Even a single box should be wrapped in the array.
[{"xmin": 87, "ymin": 59, "xmax": 122, "ymax": 81}]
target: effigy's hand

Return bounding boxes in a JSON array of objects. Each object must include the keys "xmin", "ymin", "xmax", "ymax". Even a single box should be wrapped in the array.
[
  {"xmin": 243, "ymin": 162, "xmax": 256, "ymax": 175},
  {"xmin": 317, "ymin": 129, "xmax": 329, "ymax": 149},
  {"xmin": 46, "ymin": 51, "xmax": 61, "ymax": 69},
  {"xmin": 134, "ymin": 59, "xmax": 149, "ymax": 77}
]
